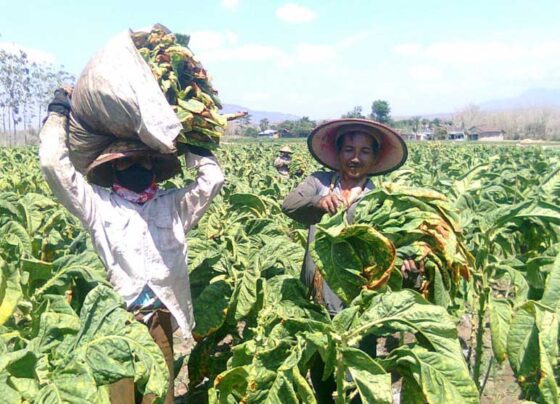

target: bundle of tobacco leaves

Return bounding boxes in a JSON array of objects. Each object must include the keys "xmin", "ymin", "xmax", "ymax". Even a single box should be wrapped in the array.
[
  {"xmin": 131, "ymin": 27, "xmax": 246, "ymax": 149},
  {"xmin": 312, "ymin": 184, "xmax": 473, "ymax": 308}
]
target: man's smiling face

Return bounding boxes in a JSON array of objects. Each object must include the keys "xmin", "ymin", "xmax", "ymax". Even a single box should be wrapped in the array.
[{"xmin": 336, "ymin": 132, "xmax": 378, "ymax": 181}]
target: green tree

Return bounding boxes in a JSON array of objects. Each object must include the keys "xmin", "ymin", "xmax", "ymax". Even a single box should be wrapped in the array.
[
  {"xmin": 0, "ymin": 48, "xmax": 32, "ymax": 143},
  {"xmin": 239, "ymin": 113, "xmax": 252, "ymax": 127},
  {"xmin": 341, "ymin": 106, "xmax": 365, "ymax": 119},
  {"xmin": 370, "ymin": 100, "xmax": 391, "ymax": 124},
  {"xmin": 244, "ymin": 126, "xmax": 259, "ymax": 137},
  {"xmin": 276, "ymin": 117, "xmax": 316, "ymax": 137},
  {"xmin": 259, "ymin": 118, "xmax": 269, "ymax": 132},
  {"xmin": 434, "ymin": 126, "xmax": 448, "ymax": 140},
  {"xmin": 411, "ymin": 116, "xmax": 421, "ymax": 133}
]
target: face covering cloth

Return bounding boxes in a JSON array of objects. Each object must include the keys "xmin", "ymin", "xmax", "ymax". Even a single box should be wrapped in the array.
[
  {"xmin": 113, "ymin": 164, "xmax": 158, "ymax": 203},
  {"xmin": 114, "ymin": 164, "xmax": 154, "ymax": 193}
]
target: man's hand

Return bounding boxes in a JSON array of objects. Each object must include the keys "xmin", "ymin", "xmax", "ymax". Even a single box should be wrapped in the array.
[
  {"xmin": 47, "ymin": 87, "xmax": 72, "ymax": 117},
  {"xmin": 317, "ymin": 193, "xmax": 342, "ymax": 215},
  {"xmin": 401, "ymin": 258, "xmax": 424, "ymax": 290}
]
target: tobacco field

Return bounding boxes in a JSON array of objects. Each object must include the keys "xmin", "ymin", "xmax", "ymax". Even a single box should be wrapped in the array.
[{"xmin": 1, "ymin": 141, "xmax": 559, "ymax": 403}]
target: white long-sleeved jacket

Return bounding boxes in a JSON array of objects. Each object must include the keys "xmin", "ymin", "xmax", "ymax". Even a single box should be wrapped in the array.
[{"xmin": 39, "ymin": 113, "xmax": 224, "ymax": 338}]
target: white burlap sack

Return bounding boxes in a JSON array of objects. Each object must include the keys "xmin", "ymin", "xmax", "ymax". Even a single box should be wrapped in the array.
[{"xmin": 69, "ymin": 26, "xmax": 180, "ymax": 173}]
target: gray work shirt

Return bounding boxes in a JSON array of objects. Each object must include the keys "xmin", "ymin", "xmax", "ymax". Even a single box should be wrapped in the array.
[
  {"xmin": 39, "ymin": 113, "xmax": 224, "ymax": 339},
  {"xmin": 282, "ymin": 171, "xmax": 373, "ymax": 315},
  {"xmin": 274, "ymin": 155, "xmax": 291, "ymax": 176}
]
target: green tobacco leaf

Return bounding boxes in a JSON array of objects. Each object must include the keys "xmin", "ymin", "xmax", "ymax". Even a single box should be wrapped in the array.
[
  {"xmin": 384, "ymin": 346, "xmax": 479, "ymax": 404},
  {"xmin": 491, "ymin": 264, "xmax": 529, "ymax": 305},
  {"xmin": 0, "ymin": 196, "xmax": 19, "ymax": 218},
  {"xmin": 229, "ymin": 193, "xmax": 268, "ymax": 217},
  {"xmin": 234, "ymin": 267, "xmax": 259, "ymax": 321},
  {"xmin": 32, "ymin": 310, "xmax": 80, "ymax": 355},
  {"xmin": 0, "ymin": 374, "xmax": 23, "ymax": 403},
  {"xmin": 6, "ymin": 376, "xmax": 39, "ymax": 401},
  {"xmin": 339, "ymin": 347, "xmax": 392, "ymax": 403},
  {"xmin": 34, "ymin": 361, "xmax": 99, "ymax": 404},
  {"xmin": 488, "ymin": 296, "xmax": 512, "ymax": 363},
  {"xmin": 507, "ymin": 300, "xmax": 559, "ymax": 402},
  {"xmin": 21, "ymin": 258, "xmax": 53, "ymax": 284},
  {"xmin": 244, "ymin": 342, "xmax": 311, "ymax": 404},
  {"xmin": 67, "ymin": 286, "xmax": 168, "ymax": 400},
  {"xmin": 431, "ymin": 265, "xmax": 451, "ymax": 308},
  {"xmin": 193, "ymin": 280, "xmax": 232, "ymax": 340},
  {"xmin": 311, "ymin": 224, "xmax": 396, "ymax": 304},
  {"xmin": 177, "ymin": 98, "xmax": 205, "ymax": 114},
  {"xmin": 540, "ymin": 250, "xmax": 560, "ymax": 309},
  {"xmin": 0, "ymin": 258, "xmax": 22, "ymax": 326},
  {"xmin": 32, "ymin": 252, "xmax": 108, "ymax": 298},
  {"xmin": 0, "ymin": 346, "xmax": 36, "ymax": 376},
  {"xmin": 20, "ymin": 193, "xmax": 58, "ymax": 235},
  {"xmin": 1, "ymin": 221, "xmax": 32, "ymax": 256},
  {"xmin": 213, "ymin": 366, "xmax": 250, "ymax": 403},
  {"xmin": 263, "ymin": 276, "xmax": 327, "ymax": 323},
  {"xmin": 347, "ymin": 290, "xmax": 464, "ymax": 359}
]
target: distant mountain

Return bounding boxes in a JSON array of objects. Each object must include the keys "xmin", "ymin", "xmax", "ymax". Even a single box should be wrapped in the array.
[
  {"xmin": 479, "ymin": 88, "xmax": 560, "ymax": 111},
  {"xmin": 221, "ymin": 103, "xmax": 300, "ymax": 124}
]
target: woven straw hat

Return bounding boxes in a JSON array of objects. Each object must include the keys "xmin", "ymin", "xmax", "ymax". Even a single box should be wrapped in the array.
[
  {"xmin": 279, "ymin": 145, "xmax": 293, "ymax": 154},
  {"xmin": 86, "ymin": 140, "xmax": 181, "ymax": 187},
  {"xmin": 307, "ymin": 118, "xmax": 407, "ymax": 175}
]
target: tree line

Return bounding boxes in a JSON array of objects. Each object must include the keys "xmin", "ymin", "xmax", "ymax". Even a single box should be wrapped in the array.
[
  {"xmin": 343, "ymin": 100, "xmax": 560, "ymax": 140},
  {"xmin": 0, "ymin": 43, "xmax": 74, "ymax": 146}
]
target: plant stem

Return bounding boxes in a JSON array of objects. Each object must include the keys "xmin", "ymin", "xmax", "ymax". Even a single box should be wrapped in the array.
[
  {"xmin": 335, "ymin": 349, "xmax": 346, "ymax": 404},
  {"xmin": 480, "ymin": 356, "xmax": 494, "ymax": 396},
  {"xmin": 473, "ymin": 282, "xmax": 488, "ymax": 391}
]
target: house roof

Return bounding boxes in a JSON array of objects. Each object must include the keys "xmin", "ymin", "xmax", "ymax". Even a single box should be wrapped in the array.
[{"xmin": 468, "ymin": 125, "xmax": 503, "ymax": 133}]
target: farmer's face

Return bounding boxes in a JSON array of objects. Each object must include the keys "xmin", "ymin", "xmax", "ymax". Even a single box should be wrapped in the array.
[
  {"xmin": 337, "ymin": 132, "xmax": 377, "ymax": 181},
  {"xmin": 114, "ymin": 155, "xmax": 153, "ymax": 171}
]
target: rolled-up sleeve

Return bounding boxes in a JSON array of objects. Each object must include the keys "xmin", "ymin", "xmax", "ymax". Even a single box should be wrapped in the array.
[
  {"xmin": 176, "ymin": 152, "xmax": 224, "ymax": 232},
  {"xmin": 282, "ymin": 174, "xmax": 326, "ymax": 225},
  {"xmin": 39, "ymin": 113, "xmax": 98, "ymax": 228}
]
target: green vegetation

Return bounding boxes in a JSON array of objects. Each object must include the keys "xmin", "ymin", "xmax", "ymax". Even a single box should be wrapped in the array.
[{"xmin": 0, "ymin": 142, "xmax": 559, "ymax": 403}]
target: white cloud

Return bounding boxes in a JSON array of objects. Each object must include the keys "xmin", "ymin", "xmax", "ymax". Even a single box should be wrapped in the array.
[
  {"xmin": 189, "ymin": 31, "xmax": 238, "ymax": 51},
  {"xmin": 425, "ymin": 41, "xmax": 525, "ymax": 64},
  {"xmin": 393, "ymin": 40, "xmax": 560, "ymax": 66},
  {"xmin": 0, "ymin": 42, "xmax": 56, "ymax": 64},
  {"xmin": 295, "ymin": 43, "xmax": 336, "ymax": 64},
  {"xmin": 221, "ymin": 0, "xmax": 239, "ymax": 10},
  {"xmin": 392, "ymin": 43, "xmax": 420, "ymax": 56},
  {"xmin": 276, "ymin": 3, "xmax": 316, "ymax": 23},
  {"xmin": 198, "ymin": 44, "xmax": 286, "ymax": 63},
  {"xmin": 407, "ymin": 65, "xmax": 442, "ymax": 81},
  {"xmin": 337, "ymin": 32, "xmax": 370, "ymax": 49}
]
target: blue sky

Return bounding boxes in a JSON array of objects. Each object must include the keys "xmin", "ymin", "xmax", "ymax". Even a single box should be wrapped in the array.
[{"xmin": 1, "ymin": 0, "xmax": 559, "ymax": 119}]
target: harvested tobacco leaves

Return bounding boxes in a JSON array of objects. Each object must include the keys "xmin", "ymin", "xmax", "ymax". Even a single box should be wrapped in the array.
[{"xmin": 131, "ymin": 28, "xmax": 246, "ymax": 149}]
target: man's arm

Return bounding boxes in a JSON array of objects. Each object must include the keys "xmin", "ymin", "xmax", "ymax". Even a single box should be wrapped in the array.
[
  {"xmin": 281, "ymin": 174, "xmax": 326, "ymax": 225},
  {"xmin": 176, "ymin": 147, "xmax": 225, "ymax": 232},
  {"xmin": 273, "ymin": 157, "xmax": 285, "ymax": 168},
  {"xmin": 39, "ymin": 96, "xmax": 99, "ymax": 228}
]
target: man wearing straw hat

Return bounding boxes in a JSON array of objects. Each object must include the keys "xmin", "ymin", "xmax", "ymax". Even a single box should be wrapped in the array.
[
  {"xmin": 40, "ymin": 89, "xmax": 224, "ymax": 403},
  {"xmin": 273, "ymin": 145, "xmax": 293, "ymax": 177},
  {"xmin": 282, "ymin": 118, "xmax": 418, "ymax": 401}
]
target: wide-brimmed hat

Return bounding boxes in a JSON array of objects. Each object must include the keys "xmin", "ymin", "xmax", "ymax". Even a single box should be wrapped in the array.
[
  {"xmin": 307, "ymin": 118, "xmax": 407, "ymax": 175},
  {"xmin": 86, "ymin": 140, "xmax": 181, "ymax": 187},
  {"xmin": 279, "ymin": 145, "xmax": 293, "ymax": 154}
]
